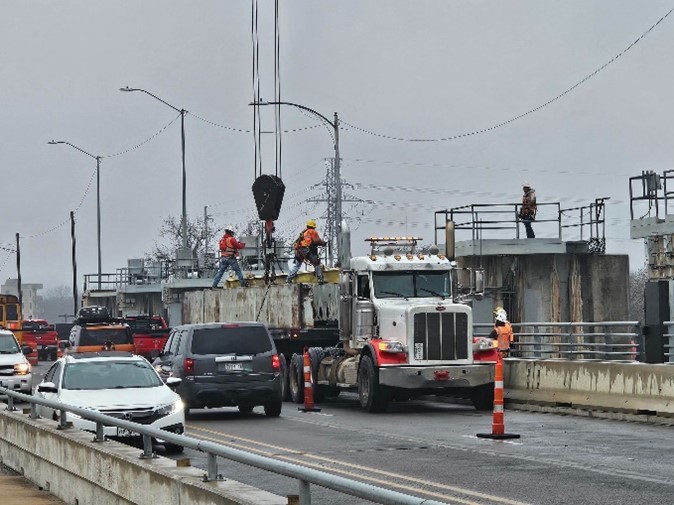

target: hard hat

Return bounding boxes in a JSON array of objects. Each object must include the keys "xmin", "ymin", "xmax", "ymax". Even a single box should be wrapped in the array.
[
  {"xmin": 225, "ymin": 225, "xmax": 236, "ymax": 234},
  {"xmin": 494, "ymin": 309, "xmax": 508, "ymax": 323},
  {"xmin": 306, "ymin": 219, "xmax": 317, "ymax": 228},
  {"xmin": 493, "ymin": 306, "xmax": 504, "ymax": 315},
  {"xmin": 523, "ymin": 182, "xmax": 532, "ymax": 188}
]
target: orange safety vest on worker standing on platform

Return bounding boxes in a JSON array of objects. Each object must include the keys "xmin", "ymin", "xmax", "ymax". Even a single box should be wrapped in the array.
[
  {"xmin": 220, "ymin": 234, "xmax": 241, "ymax": 257},
  {"xmin": 495, "ymin": 322, "xmax": 514, "ymax": 351},
  {"xmin": 299, "ymin": 228, "xmax": 322, "ymax": 248}
]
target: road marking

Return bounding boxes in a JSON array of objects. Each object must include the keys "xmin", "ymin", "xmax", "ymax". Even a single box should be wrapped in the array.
[{"xmin": 188, "ymin": 424, "xmax": 533, "ymax": 505}]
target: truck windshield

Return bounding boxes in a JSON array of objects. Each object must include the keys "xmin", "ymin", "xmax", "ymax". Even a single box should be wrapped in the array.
[{"xmin": 373, "ymin": 271, "xmax": 451, "ymax": 299}]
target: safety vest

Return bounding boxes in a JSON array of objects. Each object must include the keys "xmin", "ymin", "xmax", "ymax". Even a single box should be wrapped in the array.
[
  {"xmin": 219, "ymin": 235, "xmax": 238, "ymax": 257},
  {"xmin": 299, "ymin": 228, "xmax": 320, "ymax": 248},
  {"xmin": 495, "ymin": 322, "xmax": 513, "ymax": 351}
]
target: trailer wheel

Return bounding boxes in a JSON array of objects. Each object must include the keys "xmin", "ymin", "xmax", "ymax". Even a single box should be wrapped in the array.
[
  {"xmin": 308, "ymin": 347, "xmax": 325, "ymax": 403},
  {"xmin": 358, "ymin": 356, "xmax": 389, "ymax": 413},
  {"xmin": 289, "ymin": 353, "xmax": 304, "ymax": 404},
  {"xmin": 471, "ymin": 383, "xmax": 495, "ymax": 411}
]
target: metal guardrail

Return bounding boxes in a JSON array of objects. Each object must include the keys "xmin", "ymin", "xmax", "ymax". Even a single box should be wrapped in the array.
[
  {"xmin": 474, "ymin": 321, "xmax": 641, "ymax": 361},
  {"xmin": 0, "ymin": 388, "xmax": 446, "ymax": 505},
  {"xmin": 661, "ymin": 321, "xmax": 674, "ymax": 363}
]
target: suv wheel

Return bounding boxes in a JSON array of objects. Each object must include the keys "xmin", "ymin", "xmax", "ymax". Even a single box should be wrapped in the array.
[
  {"xmin": 238, "ymin": 404, "xmax": 254, "ymax": 414},
  {"xmin": 264, "ymin": 401, "xmax": 282, "ymax": 417}
]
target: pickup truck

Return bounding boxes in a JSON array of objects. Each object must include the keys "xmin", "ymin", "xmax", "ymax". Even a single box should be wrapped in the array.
[
  {"xmin": 22, "ymin": 319, "xmax": 59, "ymax": 361},
  {"xmin": 123, "ymin": 315, "xmax": 170, "ymax": 359}
]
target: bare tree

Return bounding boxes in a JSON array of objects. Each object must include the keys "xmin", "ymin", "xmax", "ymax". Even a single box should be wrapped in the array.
[
  {"xmin": 629, "ymin": 267, "xmax": 648, "ymax": 324},
  {"xmin": 146, "ymin": 215, "xmax": 220, "ymax": 263}
]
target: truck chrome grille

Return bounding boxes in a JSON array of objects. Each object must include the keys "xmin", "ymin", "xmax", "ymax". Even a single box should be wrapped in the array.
[{"xmin": 413, "ymin": 312, "xmax": 468, "ymax": 360}]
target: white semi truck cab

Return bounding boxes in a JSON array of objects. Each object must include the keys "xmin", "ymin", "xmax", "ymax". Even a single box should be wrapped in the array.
[{"xmin": 295, "ymin": 235, "xmax": 496, "ymax": 413}]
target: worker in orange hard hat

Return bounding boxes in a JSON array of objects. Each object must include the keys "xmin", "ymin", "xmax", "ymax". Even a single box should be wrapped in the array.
[
  {"xmin": 286, "ymin": 219, "xmax": 327, "ymax": 284},
  {"xmin": 489, "ymin": 307, "xmax": 514, "ymax": 356}
]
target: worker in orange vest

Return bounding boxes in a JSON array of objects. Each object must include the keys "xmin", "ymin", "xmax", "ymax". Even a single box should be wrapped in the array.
[
  {"xmin": 212, "ymin": 226, "xmax": 247, "ymax": 288},
  {"xmin": 490, "ymin": 307, "xmax": 514, "ymax": 356},
  {"xmin": 286, "ymin": 219, "xmax": 327, "ymax": 284}
]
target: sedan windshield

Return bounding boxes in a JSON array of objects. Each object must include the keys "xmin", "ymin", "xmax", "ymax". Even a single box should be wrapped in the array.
[
  {"xmin": 0, "ymin": 334, "xmax": 19, "ymax": 354},
  {"xmin": 373, "ymin": 271, "xmax": 451, "ymax": 299},
  {"xmin": 62, "ymin": 361, "xmax": 163, "ymax": 390}
]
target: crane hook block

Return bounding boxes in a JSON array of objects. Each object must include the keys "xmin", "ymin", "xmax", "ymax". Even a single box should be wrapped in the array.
[{"xmin": 252, "ymin": 175, "xmax": 285, "ymax": 221}]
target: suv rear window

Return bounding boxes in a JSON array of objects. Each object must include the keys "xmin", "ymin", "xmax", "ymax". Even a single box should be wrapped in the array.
[
  {"xmin": 191, "ymin": 326, "xmax": 272, "ymax": 355},
  {"xmin": 79, "ymin": 327, "xmax": 132, "ymax": 346}
]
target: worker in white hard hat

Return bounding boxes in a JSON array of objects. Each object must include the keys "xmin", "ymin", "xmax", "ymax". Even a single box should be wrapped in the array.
[
  {"xmin": 489, "ymin": 307, "xmax": 514, "ymax": 356},
  {"xmin": 286, "ymin": 219, "xmax": 327, "ymax": 284},
  {"xmin": 518, "ymin": 182, "xmax": 537, "ymax": 238},
  {"xmin": 212, "ymin": 225, "xmax": 247, "ymax": 288}
]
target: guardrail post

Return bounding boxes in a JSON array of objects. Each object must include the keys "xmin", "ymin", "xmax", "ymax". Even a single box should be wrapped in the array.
[
  {"xmin": 29, "ymin": 402, "xmax": 39, "ymax": 419},
  {"xmin": 92, "ymin": 421, "xmax": 105, "ymax": 443},
  {"xmin": 298, "ymin": 479, "xmax": 311, "ymax": 505},
  {"xmin": 203, "ymin": 453, "xmax": 223, "ymax": 482},
  {"xmin": 6, "ymin": 394, "xmax": 14, "ymax": 411},
  {"xmin": 139, "ymin": 434, "xmax": 157, "ymax": 459},
  {"xmin": 57, "ymin": 409, "xmax": 71, "ymax": 430}
]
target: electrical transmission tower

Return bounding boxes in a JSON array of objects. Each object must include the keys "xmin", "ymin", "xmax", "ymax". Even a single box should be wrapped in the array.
[{"xmin": 308, "ymin": 158, "xmax": 363, "ymax": 266}]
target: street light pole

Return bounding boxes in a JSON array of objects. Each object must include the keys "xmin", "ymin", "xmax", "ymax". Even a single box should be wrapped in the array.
[
  {"xmin": 48, "ymin": 140, "xmax": 102, "ymax": 290},
  {"xmin": 120, "ymin": 87, "xmax": 188, "ymax": 250},
  {"xmin": 250, "ymin": 101, "xmax": 342, "ymax": 258}
]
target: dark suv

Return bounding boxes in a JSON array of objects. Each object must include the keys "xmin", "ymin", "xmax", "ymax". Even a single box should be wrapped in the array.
[{"xmin": 153, "ymin": 322, "xmax": 282, "ymax": 417}]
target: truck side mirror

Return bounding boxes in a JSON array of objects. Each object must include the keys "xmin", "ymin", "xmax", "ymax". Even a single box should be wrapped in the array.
[
  {"xmin": 22, "ymin": 346, "xmax": 33, "ymax": 356},
  {"xmin": 58, "ymin": 341, "xmax": 70, "ymax": 350},
  {"xmin": 474, "ymin": 269, "xmax": 484, "ymax": 295}
]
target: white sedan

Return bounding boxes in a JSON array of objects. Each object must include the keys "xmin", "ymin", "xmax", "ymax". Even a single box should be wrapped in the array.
[{"xmin": 34, "ymin": 351, "xmax": 185, "ymax": 453}]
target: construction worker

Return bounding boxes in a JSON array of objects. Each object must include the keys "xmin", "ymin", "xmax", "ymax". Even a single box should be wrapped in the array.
[
  {"xmin": 489, "ymin": 307, "xmax": 514, "ymax": 356},
  {"xmin": 286, "ymin": 219, "xmax": 327, "ymax": 284},
  {"xmin": 518, "ymin": 182, "xmax": 537, "ymax": 238},
  {"xmin": 212, "ymin": 226, "xmax": 247, "ymax": 288}
]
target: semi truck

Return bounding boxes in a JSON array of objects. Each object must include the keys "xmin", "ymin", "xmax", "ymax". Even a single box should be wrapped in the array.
[{"xmin": 182, "ymin": 227, "xmax": 497, "ymax": 413}]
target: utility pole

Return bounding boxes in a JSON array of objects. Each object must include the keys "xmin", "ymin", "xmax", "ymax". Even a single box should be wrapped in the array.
[
  {"xmin": 71, "ymin": 211, "xmax": 78, "ymax": 317},
  {"xmin": 15, "ymin": 233, "xmax": 22, "ymax": 312}
]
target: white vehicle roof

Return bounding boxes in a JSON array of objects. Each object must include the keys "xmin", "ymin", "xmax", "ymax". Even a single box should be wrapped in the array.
[{"xmin": 351, "ymin": 253, "xmax": 452, "ymax": 272}]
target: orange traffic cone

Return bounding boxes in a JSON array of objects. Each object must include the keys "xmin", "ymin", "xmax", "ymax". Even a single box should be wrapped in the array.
[
  {"xmin": 23, "ymin": 335, "xmax": 39, "ymax": 366},
  {"xmin": 477, "ymin": 352, "xmax": 520, "ymax": 440},
  {"xmin": 298, "ymin": 348, "xmax": 321, "ymax": 413}
]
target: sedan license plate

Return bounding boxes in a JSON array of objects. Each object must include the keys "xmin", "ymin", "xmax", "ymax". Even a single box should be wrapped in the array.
[
  {"xmin": 117, "ymin": 428, "xmax": 136, "ymax": 437},
  {"xmin": 222, "ymin": 362, "xmax": 244, "ymax": 371}
]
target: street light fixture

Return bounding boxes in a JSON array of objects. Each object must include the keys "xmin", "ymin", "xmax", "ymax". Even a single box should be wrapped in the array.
[
  {"xmin": 48, "ymin": 140, "xmax": 103, "ymax": 290},
  {"xmin": 120, "ymin": 86, "xmax": 188, "ymax": 250},
  {"xmin": 250, "ymin": 101, "xmax": 342, "ymax": 260}
]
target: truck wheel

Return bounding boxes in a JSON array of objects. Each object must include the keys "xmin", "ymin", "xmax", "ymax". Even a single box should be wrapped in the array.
[
  {"xmin": 264, "ymin": 401, "xmax": 282, "ymax": 418},
  {"xmin": 308, "ymin": 347, "xmax": 325, "ymax": 403},
  {"xmin": 289, "ymin": 354, "xmax": 304, "ymax": 404},
  {"xmin": 358, "ymin": 356, "xmax": 389, "ymax": 413},
  {"xmin": 471, "ymin": 383, "xmax": 495, "ymax": 411}
]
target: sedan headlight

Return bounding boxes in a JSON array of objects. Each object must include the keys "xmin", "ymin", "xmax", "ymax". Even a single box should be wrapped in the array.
[
  {"xmin": 14, "ymin": 362, "xmax": 31, "ymax": 375},
  {"xmin": 155, "ymin": 400, "xmax": 184, "ymax": 417},
  {"xmin": 378, "ymin": 340, "xmax": 406, "ymax": 353}
]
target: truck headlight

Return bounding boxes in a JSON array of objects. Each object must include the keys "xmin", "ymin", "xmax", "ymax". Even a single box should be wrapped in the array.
[
  {"xmin": 378, "ymin": 340, "xmax": 406, "ymax": 353},
  {"xmin": 472, "ymin": 337, "xmax": 497, "ymax": 352},
  {"xmin": 14, "ymin": 363, "xmax": 30, "ymax": 375},
  {"xmin": 156, "ymin": 400, "xmax": 184, "ymax": 417}
]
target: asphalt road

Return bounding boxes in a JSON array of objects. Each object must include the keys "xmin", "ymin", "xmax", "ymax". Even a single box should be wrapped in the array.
[{"xmin": 23, "ymin": 363, "xmax": 674, "ymax": 505}]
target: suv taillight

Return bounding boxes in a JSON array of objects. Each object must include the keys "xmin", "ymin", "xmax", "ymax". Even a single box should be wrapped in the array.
[
  {"xmin": 183, "ymin": 358, "xmax": 194, "ymax": 376},
  {"xmin": 271, "ymin": 354, "xmax": 281, "ymax": 374}
]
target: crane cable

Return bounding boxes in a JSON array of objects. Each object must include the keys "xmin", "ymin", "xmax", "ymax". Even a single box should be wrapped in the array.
[{"xmin": 251, "ymin": 0, "xmax": 262, "ymax": 179}]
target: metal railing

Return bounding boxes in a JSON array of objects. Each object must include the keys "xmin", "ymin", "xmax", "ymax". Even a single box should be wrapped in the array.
[
  {"xmin": 0, "ymin": 388, "xmax": 446, "ymax": 505},
  {"xmin": 662, "ymin": 321, "xmax": 674, "ymax": 363},
  {"xmin": 434, "ymin": 199, "xmax": 608, "ymax": 247},
  {"xmin": 474, "ymin": 321, "xmax": 641, "ymax": 361}
]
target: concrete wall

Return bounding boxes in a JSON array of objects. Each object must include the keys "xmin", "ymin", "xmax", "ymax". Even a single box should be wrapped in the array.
[
  {"xmin": 460, "ymin": 254, "xmax": 629, "ymax": 324},
  {"xmin": 0, "ymin": 411, "xmax": 284, "ymax": 505},
  {"xmin": 505, "ymin": 359, "xmax": 674, "ymax": 416}
]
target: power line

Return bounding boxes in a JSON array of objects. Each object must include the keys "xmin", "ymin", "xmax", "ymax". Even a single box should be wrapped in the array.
[{"xmin": 341, "ymin": 6, "xmax": 674, "ymax": 142}]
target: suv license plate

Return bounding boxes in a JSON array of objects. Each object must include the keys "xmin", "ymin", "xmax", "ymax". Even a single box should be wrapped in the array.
[
  {"xmin": 222, "ymin": 363, "xmax": 244, "ymax": 371},
  {"xmin": 117, "ymin": 428, "xmax": 136, "ymax": 437}
]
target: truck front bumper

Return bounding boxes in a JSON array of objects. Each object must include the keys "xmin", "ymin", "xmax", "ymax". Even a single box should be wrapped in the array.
[{"xmin": 378, "ymin": 364, "xmax": 493, "ymax": 389}]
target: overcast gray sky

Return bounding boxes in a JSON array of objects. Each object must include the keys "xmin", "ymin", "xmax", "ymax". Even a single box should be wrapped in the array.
[{"xmin": 1, "ymin": 1, "xmax": 671, "ymax": 290}]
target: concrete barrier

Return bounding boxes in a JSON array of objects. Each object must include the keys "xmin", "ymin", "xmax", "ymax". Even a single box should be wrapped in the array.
[
  {"xmin": 505, "ymin": 359, "xmax": 674, "ymax": 419},
  {"xmin": 0, "ymin": 410, "xmax": 285, "ymax": 505}
]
